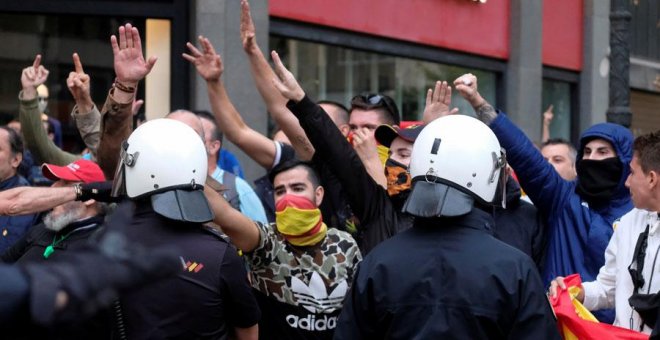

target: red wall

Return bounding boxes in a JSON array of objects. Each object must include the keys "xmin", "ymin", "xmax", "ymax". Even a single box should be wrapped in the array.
[
  {"xmin": 542, "ymin": 0, "xmax": 583, "ymax": 70},
  {"xmin": 270, "ymin": 0, "xmax": 510, "ymax": 60}
]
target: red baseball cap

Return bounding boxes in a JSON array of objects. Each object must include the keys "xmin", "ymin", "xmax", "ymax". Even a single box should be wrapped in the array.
[{"xmin": 41, "ymin": 159, "xmax": 106, "ymax": 183}]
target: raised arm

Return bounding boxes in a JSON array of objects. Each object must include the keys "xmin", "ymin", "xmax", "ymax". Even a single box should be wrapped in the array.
[
  {"xmin": 422, "ymin": 81, "xmax": 459, "ymax": 124},
  {"xmin": 67, "ymin": 53, "xmax": 101, "ymax": 156},
  {"xmin": 240, "ymin": 0, "xmax": 315, "ymax": 160},
  {"xmin": 184, "ymin": 36, "xmax": 277, "ymax": 169},
  {"xmin": 19, "ymin": 55, "xmax": 78, "ymax": 165},
  {"xmin": 0, "ymin": 186, "xmax": 76, "ymax": 216},
  {"xmin": 542, "ymin": 104, "xmax": 554, "ymax": 143},
  {"xmin": 204, "ymin": 185, "xmax": 260, "ymax": 252},
  {"xmin": 96, "ymin": 23, "xmax": 156, "ymax": 180},
  {"xmin": 454, "ymin": 73, "xmax": 572, "ymax": 214},
  {"xmin": 271, "ymin": 50, "xmax": 398, "ymax": 233}
]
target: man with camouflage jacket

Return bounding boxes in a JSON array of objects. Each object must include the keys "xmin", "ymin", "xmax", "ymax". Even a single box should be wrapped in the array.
[{"xmin": 204, "ymin": 158, "xmax": 362, "ymax": 340}]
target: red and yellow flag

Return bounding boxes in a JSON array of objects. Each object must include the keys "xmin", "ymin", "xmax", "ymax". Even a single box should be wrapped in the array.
[{"xmin": 550, "ymin": 274, "xmax": 648, "ymax": 340}]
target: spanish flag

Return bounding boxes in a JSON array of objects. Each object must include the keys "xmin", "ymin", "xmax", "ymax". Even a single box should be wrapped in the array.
[
  {"xmin": 550, "ymin": 274, "xmax": 648, "ymax": 340},
  {"xmin": 275, "ymin": 195, "xmax": 327, "ymax": 247}
]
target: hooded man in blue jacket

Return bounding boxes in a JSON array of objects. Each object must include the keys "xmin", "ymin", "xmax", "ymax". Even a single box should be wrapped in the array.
[{"xmin": 454, "ymin": 73, "xmax": 633, "ymax": 323}]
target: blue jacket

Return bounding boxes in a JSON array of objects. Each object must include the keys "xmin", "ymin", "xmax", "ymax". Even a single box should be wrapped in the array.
[
  {"xmin": 490, "ymin": 113, "xmax": 633, "ymax": 286},
  {"xmin": 0, "ymin": 175, "xmax": 40, "ymax": 254}
]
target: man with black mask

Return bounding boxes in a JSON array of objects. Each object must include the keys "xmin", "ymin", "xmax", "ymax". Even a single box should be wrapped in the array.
[
  {"xmin": 454, "ymin": 73, "xmax": 633, "ymax": 323},
  {"xmin": 549, "ymin": 130, "xmax": 660, "ymax": 335},
  {"xmin": 269, "ymin": 50, "xmax": 422, "ymax": 254}
]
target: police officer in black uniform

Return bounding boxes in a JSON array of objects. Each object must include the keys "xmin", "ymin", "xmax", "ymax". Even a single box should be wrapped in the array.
[
  {"xmin": 109, "ymin": 119, "xmax": 260, "ymax": 339},
  {"xmin": 334, "ymin": 115, "xmax": 560, "ymax": 339}
]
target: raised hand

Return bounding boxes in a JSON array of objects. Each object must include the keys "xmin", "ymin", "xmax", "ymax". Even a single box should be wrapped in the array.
[
  {"xmin": 352, "ymin": 127, "xmax": 378, "ymax": 155},
  {"xmin": 21, "ymin": 55, "xmax": 50, "ymax": 99},
  {"xmin": 453, "ymin": 73, "xmax": 485, "ymax": 108},
  {"xmin": 67, "ymin": 53, "xmax": 94, "ymax": 112},
  {"xmin": 240, "ymin": 0, "xmax": 258, "ymax": 54},
  {"xmin": 353, "ymin": 127, "xmax": 387, "ymax": 188},
  {"xmin": 270, "ymin": 51, "xmax": 305, "ymax": 102},
  {"xmin": 422, "ymin": 81, "xmax": 459, "ymax": 124},
  {"xmin": 182, "ymin": 36, "xmax": 223, "ymax": 82},
  {"xmin": 543, "ymin": 104, "xmax": 554, "ymax": 126},
  {"xmin": 110, "ymin": 23, "xmax": 157, "ymax": 87}
]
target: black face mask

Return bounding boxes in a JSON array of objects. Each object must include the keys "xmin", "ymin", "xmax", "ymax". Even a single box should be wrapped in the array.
[{"xmin": 575, "ymin": 157, "xmax": 622, "ymax": 203}]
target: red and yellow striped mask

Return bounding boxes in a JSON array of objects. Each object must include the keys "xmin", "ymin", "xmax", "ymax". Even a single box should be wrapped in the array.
[{"xmin": 275, "ymin": 194, "xmax": 327, "ymax": 247}]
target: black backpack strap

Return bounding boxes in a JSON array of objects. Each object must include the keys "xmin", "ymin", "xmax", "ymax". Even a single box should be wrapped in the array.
[
  {"xmin": 629, "ymin": 224, "xmax": 651, "ymax": 291},
  {"xmin": 222, "ymin": 170, "xmax": 241, "ymax": 211}
]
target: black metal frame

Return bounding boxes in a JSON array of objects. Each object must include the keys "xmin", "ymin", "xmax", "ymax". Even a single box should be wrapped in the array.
[
  {"xmin": 0, "ymin": 0, "xmax": 190, "ymax": 110},
  {"xmin": 270, "ymin": 18, "xmax": 508, "ymax": 108}
]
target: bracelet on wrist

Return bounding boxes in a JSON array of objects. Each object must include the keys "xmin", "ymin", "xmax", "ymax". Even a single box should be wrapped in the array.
[{"xmin": 113, "ymin": 79, "xmax": 137, "ymax": 93}]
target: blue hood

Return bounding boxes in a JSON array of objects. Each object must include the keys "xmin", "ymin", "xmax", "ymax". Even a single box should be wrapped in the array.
[{"xmin": 577, "ymin": 122, "xmax": 633, "ymax": 204}]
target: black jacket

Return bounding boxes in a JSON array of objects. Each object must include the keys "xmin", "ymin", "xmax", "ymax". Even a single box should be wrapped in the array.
[
  {"xmin": 288, "ymin": 96, "xmax": 413, "ymax": 254},
  {"xmin": 112, "ymin": 200, "xmax": 260, "ymax": 339},
  {"xmin": 493, "ymin": 177, "xmax": 548, "ymax": 269},
  {"xmin": 1, "ymin": 215, "xmax": 110, "ymax": 340},
  {"xmin": 2, "ymin": 215, "xmax": 105, "ymax": 264},
  {"xmin": 335, "ymin": 209, "xmax": 560, "ymax": 339}
]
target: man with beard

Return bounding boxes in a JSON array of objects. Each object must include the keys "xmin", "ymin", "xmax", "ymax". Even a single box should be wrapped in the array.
[
  {"xmin": 204, "ymin": 159, "xmax": 361, "ymax": 339},
  {"xmin": 454, "ymin": 73, "xmax": 633, "ymax": 323},
  {"xmin": 2, "ymin": 159, "xmax": 106, "ymax": 263},
  {"xmin": 1, "ymin": 159, "xmax": 108, "ymax": 339}
]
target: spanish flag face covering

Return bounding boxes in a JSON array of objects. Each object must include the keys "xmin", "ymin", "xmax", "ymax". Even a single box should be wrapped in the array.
[{"xmin": 275, "ymin": 194, "xmax": 327, "ymax": 247}]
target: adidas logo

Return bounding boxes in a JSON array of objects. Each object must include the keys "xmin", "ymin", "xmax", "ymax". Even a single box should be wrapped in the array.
[
  {"xmin": 286, "ymin": 314, "xmax": 338, "ymax": 331},
  {"xmin": 290, "ymin": 271, "xmax": 347, "ymax": 313}
]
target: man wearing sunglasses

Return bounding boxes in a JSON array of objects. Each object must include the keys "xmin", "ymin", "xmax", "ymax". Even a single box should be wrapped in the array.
[{"xmin": 549, "ymin": 131, "xmax": 660, "ymax": 335}]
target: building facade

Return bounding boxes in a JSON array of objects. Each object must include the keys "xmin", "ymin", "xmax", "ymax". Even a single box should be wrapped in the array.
[{"xmin": 0, "ymin": 0, "xmax": 658, "ymax": 182}]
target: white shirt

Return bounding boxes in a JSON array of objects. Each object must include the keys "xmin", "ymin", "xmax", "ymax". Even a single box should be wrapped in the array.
[{"xmin": 582, "ymin": 208, "xmax": 660, "ymax": 334}]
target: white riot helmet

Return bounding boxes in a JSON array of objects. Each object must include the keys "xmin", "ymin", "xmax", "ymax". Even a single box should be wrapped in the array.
[
  {"xmin": 111, "ymin": 118, "xmax": 213, "ymax": 223},
  {"xmin": 402, "ymin": 115, "xmax": 506, "ymax": 218}
]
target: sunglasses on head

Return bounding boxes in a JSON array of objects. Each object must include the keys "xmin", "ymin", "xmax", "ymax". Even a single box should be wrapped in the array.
[{"xmin": 351, "ymin": 93, "xmax": 400, "ymax": 124}]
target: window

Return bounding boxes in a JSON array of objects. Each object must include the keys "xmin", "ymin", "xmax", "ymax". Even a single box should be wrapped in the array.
[
  {"xmin": 542, "ymin": 79, "xmax": 573, "ymax": 141},
  {"xmin": 0, "ymin": 13, "xmax": 145, "ymax": 151},
  {"xmin": 270, "ymin": 37, "xmax": 497, "ymax": 122}
]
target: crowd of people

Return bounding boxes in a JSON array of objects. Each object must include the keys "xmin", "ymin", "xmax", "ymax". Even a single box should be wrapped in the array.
[{"xmin": 1, "ymin": 0, "xmax": 659, "ymax": 339}]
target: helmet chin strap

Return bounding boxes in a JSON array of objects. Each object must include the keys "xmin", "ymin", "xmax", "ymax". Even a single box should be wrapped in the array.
[{"xmin": 491, "ymin": 148, "xmax": 507, "ymax": 209}]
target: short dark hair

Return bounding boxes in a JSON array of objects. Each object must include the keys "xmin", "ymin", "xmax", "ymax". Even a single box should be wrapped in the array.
[
  {"xmin": 349, "ymin": 94, "xmax": 400, "ymax": 125},
  {"xmin": 633, "ymin": 131, "xmax": 660, "ymax": 174},
  {"xmin": 193, "ymin": 110, "xmax": 224, "ymax": 143},
  {"xmin": 542, "ymin": 138, "xmax": 577, "ymax": 164},
  {"xmin": 0, "ymin": 126, "xmax": 23, "ymax": 156},
  {"xmin": 318, "ymin": 100, "xmax": 349, "ymax": 126},
  {"xmin": 269, "ymin": 159, "xmax": 320, "ymax": 189}
]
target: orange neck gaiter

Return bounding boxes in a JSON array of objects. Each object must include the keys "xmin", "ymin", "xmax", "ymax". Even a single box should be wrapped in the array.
[{"xmin": 275, "ymin": 194, "xmax": 327, "ymax": 247}]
